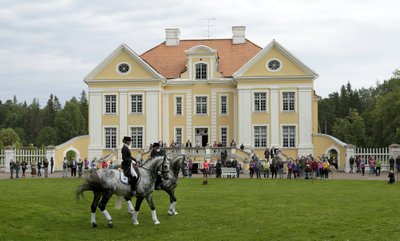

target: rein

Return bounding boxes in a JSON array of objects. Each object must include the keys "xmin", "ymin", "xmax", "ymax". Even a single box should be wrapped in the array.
[{"xmin": 140, "ymin": 158, "xmax": 169, "ymax": 177}]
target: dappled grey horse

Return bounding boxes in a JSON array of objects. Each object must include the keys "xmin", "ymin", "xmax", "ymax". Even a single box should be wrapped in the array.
[
  {"xmin": 126, "ymin": 155, "xmax": 188, "ymax": 216},
  {"xmin": 76, "ymin": 156, "xmax": 169, "ymax": 227}
]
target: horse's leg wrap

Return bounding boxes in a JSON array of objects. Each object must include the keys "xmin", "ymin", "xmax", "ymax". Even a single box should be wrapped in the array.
[
  {"xmin": 132, "ymin": 210, "xmax": 139, "ymax": 225},
  {"xmin": 127, "ymin": 200, "xmax": 134, "ymax": 214},
  {"xmin": 91, "ymin": 213, "xmax": 97, "ymax": 227},
  {"xmin": 168, "ymin": 201, "xmax": 178, "ymax": 216},
  {"xmin": 102, "ymin": 210, "xmax": 113, "ymax": 228},
  {"xmin": 151, "ymin": 210, "xmax": 160, "ymax": 225}
]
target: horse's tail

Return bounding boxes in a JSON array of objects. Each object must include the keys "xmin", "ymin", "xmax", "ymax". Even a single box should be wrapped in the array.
[{"xmin": 76, "ymin": 170, "xmax": 105, "ymax": 201}]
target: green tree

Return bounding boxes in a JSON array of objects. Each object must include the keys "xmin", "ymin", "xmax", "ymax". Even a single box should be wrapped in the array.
[
  {"xmin": 24, "ymin": 98, "xmax": 42, "ymax": 144},
  {"xmin": 79, "ymin": 90, "xmax": 88, "ymax": 133},
  {"xmin": 332, "ymin": 109, "xmax": 365, "ymax": 146},
  {"xmin": 55, "ymin": 98, "xmax": 85, "ymax": 143},
  {"xmin": 0, "ymin": 128, "xmax": 21, "ymax": 147},
  {"xmin": 370, "ymin": 78, "xmax": 400, "ymax": 146},
  {"xmin": 42, "ymin": 94, "xmax": 57, "ymax": 127},
  {"xmin": 36, "ymin": 127, "xmax": 57, "ymax": 147}
]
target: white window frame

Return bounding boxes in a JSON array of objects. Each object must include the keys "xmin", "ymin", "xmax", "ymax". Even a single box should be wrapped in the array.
[
  {"xmin": 129, "ymin": 125, "xmax": 145, "ymax": 149},
  {"xmin": 281, "ymin": 91, "xmax": 296, "ymax": 112},
  {"xmin": 266, "ymin": 58, "xmax": 283, "ymax": 72},
  {"xmin": 116, "ymin": 62, "xmax": 132, "ymax": 75},
  {"xmin": 220, "ymin": 126, "xmax": 229, "ymax": 147},
  {"xmin": 253, "ymin": 92, "xmax": 267, "ymax": 112},
  {"xmin": 281, "ymin": 125, "xmax": 297, "ymax": 148},
  {"xmin": 103, "ymin": 94, "xmax": 118, "ymax": 115},
  {"xmin": 253, "ymin": 125, "xmax": 268, "ymax": 148},
  {"xmin": 129, "ymin": 93, "xmax": 144, "ymax": 115},
  {"xmin": 174, "ymin": 95, "xmax": 184, "ymax": 116},
  {"xmin": 194, "ymin": 95, "xmax": 209, "ymax": 115},
  {"xmin": 219, "ymin": 94, "xmax": 229, "ymax": 116},
  {"xmin": 174, "ymin": 126, "xmax": 184, "ymax": 146},
  {"xmin": 194, "ymin": 62, "xmax": 208, "ymax": 80},
  {"xmin": 104, "ymin": 126, "xmax": 118, "ymax": 149}
]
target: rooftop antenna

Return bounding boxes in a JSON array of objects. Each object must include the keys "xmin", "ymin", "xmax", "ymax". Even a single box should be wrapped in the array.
[{"xmin": 199, "ymin": 17, "xmax": 216, "ymax": 38}]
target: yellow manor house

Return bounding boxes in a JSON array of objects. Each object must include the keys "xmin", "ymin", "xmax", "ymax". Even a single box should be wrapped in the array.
[{"xmin": 57, "ymin": 26, "xmax": 349, "ymax": 170}]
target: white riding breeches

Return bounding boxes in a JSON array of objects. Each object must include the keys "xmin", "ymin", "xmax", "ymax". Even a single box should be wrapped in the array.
[{"xmin": 130, "ymin": 165, "xmax": 138, "ymax": 178}]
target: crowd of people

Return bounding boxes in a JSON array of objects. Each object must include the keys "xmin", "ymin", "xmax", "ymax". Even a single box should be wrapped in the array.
[{"xmin": 9, "ymin": 157, "xmax": 54, "ymax": 179}]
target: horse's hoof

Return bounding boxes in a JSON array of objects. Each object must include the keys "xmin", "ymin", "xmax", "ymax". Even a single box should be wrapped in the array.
[{"xmin": 92, "ymin": 223, "xmax": 97, "ymax": 228}]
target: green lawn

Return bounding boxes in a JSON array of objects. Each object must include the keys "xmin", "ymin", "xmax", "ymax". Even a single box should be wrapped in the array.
[{"xmin": 0, "ymin": 178, "xmax": 399, "ymax": 241}]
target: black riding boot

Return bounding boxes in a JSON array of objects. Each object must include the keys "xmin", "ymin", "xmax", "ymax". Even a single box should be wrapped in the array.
[{"xmin": 130, "ymin": 177, "xmax": 137, "ymax": 195}]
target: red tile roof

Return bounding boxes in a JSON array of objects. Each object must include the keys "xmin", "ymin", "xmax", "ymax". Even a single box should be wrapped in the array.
[{"xmin": 140, "ymin": 39, "xmax": 262, "ymax": 78}]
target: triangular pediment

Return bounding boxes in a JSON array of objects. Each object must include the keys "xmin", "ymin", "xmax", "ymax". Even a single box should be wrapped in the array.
[
  {"xmin": 84, "ymin": 44, "xmax": 165, "ymax": 83},
  {"xmin": 233, "ymin": 40, "xmax": 318, "ymax": 79}
]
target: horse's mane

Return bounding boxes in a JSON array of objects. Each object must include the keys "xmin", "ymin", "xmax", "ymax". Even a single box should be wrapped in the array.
[
  {"xmin": 142, "ymin": 156, "xmax": 164, "ymax": 169},
  {"xmin": 169, "ymin": 156, "xmax": 184, "ymax": 176}
]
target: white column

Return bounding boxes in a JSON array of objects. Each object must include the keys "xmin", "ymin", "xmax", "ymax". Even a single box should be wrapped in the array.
[
  {"xmin": 270, "ymin": 88, "xmax": 280, "ymax": 148},
  {"xmin": 119, "ymin": 92, "xmax": 128, "ymax": 148},
  {"xmin": 186, "ymin": 92, "xmax": 192, "ymax": 143},
  {"xmin": 146, "ymin": 90, "xmax": 160, "ymax": 144},
  {"xmin": 4, "ymin": 147, "xmax": 15, "ymax": 173},
  {"xmin": 237, "ymin": 89, "xmax": 252, "ymax": 151},
  {"xmin": 211, "ymin": 90, "xmax": 217, "ymax": 144},
  {"xmin": 88, "ymin": 92, "xmax": 103, "ymax": 160},
  {"xmin": 163, "ymin": 93, "xmax": 170, "ymax": 146},
  {"xmin": 298, "ymin": 88, "xmax": 314, "ymax": 156},
  {"xmin": 234, "ymin": 92, "xmax": 238, "ymax": 144}
]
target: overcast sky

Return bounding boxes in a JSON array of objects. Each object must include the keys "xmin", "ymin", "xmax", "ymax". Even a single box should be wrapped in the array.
[{"xmin": 1, "ymin": 0, "xmax": 399, "ymax": 106}]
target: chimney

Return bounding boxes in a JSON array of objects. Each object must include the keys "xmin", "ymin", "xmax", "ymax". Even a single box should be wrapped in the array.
[
  {"xmin": 232, "ymin": 26, "xmax": 246, "ymax": 44},
  {"xmin": 165, "ymin": 28, "xmax": 180, "ymax": 46}
]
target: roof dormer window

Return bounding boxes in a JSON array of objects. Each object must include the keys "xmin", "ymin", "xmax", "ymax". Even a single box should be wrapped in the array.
[{"xmin": 195, "ymin": 63, "xmax": 207, "ymax": 80}]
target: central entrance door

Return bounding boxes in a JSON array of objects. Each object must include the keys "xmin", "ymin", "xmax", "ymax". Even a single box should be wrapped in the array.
[{"xmin": 195, "ymin": 128, "xmax": 208, "ymax": 147}]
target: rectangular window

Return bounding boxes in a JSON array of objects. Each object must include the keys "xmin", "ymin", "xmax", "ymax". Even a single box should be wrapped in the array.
[
  {"xmin": 282, "ymin": 126, "xmax": 296, "ymax": 147},
  {"xmin": 131, "ymin": 127, "xmax": 143, "ymax": 148},
  {"xmin": 220, "ymin": 127, "xmax": 228, "ymax": 147},
  {"xmin": 195, "ymin": 96, "xmax": 208, "ymax": 115},
  {"xmin": 175, "ymin": 96, "xmax": 183, "ymax": 116},
  {"xmin": 195, "ymin": 63, "xmax": 207, "ymax": 79},
  {"xmin": 105, "ymin": 127, "xmax": 117, "ymax": 148},
  {"xmin": 254, "ymin": 126, "xmax": 267, "ymax": 148},
  {"xmin": 282, "ymin": 92, "xmax": 295, "ymax": 111},
  {"xmin": 220, "ymin": 95, "xmax": 228, "ymax": 115},
  {"xmin": 175, "ymin": 128, "xmax": 182, "ymax": 146},
  {"xmin": 254, "ymin": 92, "xmax": 267, "ymax": 112},
  {"xmin": 131, "ymin": 95, "xmax": 143, "ymax": 114},
  {"xmin": 105, "ymin": 95, "xmax": 117, "ymax": 114}
]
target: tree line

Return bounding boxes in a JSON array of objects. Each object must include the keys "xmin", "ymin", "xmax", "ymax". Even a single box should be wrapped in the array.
[
  {"xmin": 1, "ymin": 70, "xmax": 399, "ymax": 149},
  {"xmin": 0, "ymin": 91, "xmax": 88, "ymax": 148},
  {"xmin": 319, "ymin": 69, "xmax": 400, "ymax": 147}
]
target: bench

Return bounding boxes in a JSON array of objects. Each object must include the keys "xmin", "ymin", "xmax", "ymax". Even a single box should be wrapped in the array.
[{"xmin": 221, "ymin": 167, "xmax": 237, "ymax": 178}]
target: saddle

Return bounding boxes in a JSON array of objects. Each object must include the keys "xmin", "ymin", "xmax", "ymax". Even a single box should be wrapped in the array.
[
  {"xmin": 119, "ymin": 166, "xmax": 140, "ymax": 185},
  {"xmin": 119, "ymin": 171, "xmax": 130, "ymax": 185}
]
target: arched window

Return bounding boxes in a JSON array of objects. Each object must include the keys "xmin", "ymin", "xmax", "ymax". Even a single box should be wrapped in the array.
[{"xmin": 195, "ymin": 63, "xmax": 207, "ymax": 79}]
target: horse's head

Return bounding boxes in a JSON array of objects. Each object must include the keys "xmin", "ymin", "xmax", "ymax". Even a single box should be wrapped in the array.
[{"xmin": 181, "ymin": 155, "xmax": 189, "ymax": 177}]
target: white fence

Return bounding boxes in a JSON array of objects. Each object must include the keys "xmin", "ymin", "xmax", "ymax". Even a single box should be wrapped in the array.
[
  {"xmin": 0, "ymin": 149, "xmax": 4, "ymax": 167},
  {"xmin": 1, "ymin": 148, "xmax": 47, "ymax": 172},
  {"xmin": 354, "ymin": 147, "xmax": 390, "ymax": 171},
  {"xmin": 15, "ymin": 148, "xmax": 46, "ymax": 165}
]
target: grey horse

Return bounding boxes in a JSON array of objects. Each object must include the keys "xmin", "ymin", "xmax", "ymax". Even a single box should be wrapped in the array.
[
  {"xmin": 76, "ymin": 156, "xmax": 169, "ymax": 227},
  {"xmin": 126, "ymin": 155, "xmax": 189, "ymax": 216}
]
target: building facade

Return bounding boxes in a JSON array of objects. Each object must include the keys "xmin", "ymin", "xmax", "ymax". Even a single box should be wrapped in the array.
[{"xmin": 83, "ymin": 26, "xmax": 345, "ymax": 168}]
